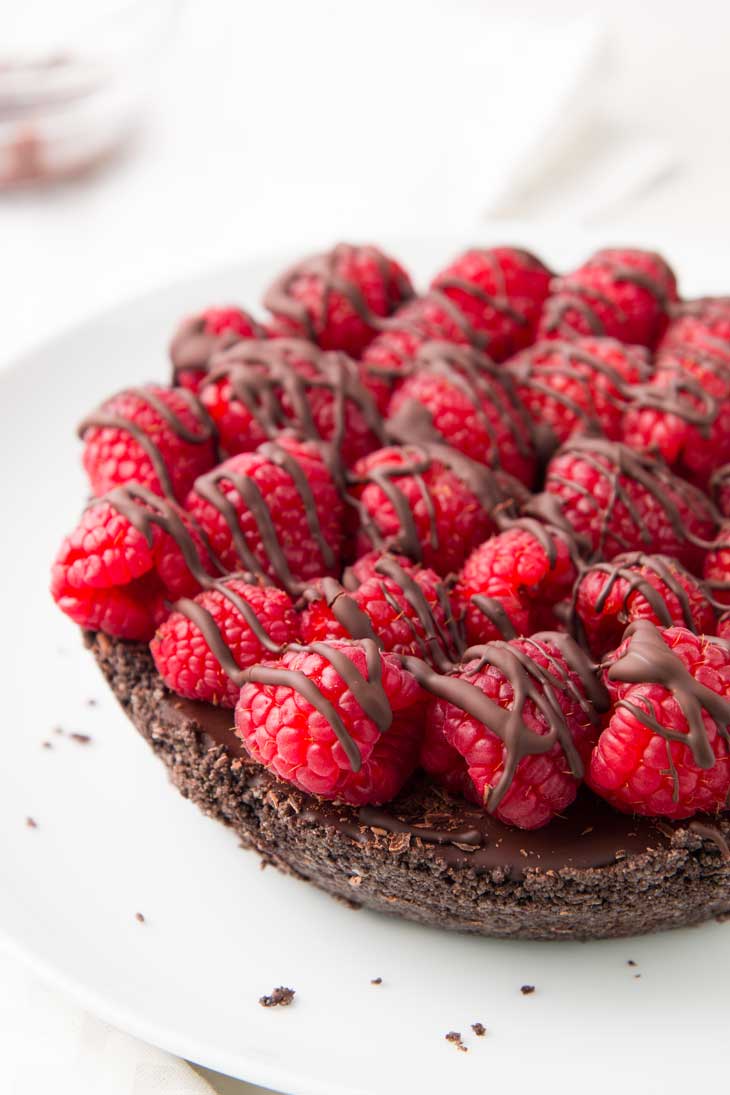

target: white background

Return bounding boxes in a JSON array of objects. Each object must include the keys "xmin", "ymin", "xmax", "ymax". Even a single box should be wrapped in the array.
[{"xmin": 2, "ymin": 1, "xmax": 730, "ymax": 1092}]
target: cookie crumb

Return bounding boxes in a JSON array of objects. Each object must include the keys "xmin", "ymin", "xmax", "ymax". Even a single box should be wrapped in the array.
[
  {"xmin": 520, "ymin": 984, "xmax": 535, "ymax": 995},
  {"xmin": 471, "ymin": 1022, "xmax": 486, "ymax": 1036},
  {"xmin": 70, "ymin": 733, "xmax": 92, "ymax": 745},
  {"xmin": 633, "ymin": 973, "xmax": 641, "ymax": 979},
  {"xmin": 41, "ymin": 741, "xmax": 52, "ymax": 750},
  {"xmin": 135, "ymin": 912, "xmax": 145, "ymax": 923},
  {"xmin": 86, "ymin": 698, "xmax": 98, "ymax": 707},
  {"xmin": 370, "ymin": 977, "xmax": 382, "ymax": 985},
  {"xmin": 627, "ymin": 959, "xmax": 637, "ymax": 967},
  {"xmin": 25, "ymin": 817, "xmax": 37, "ymax": 829},
  {"xmin": 259, "ymin": 986, "xmax": 295, "ymax": 1008},
  {"xmin": 445, "ymin": 1031, "xmax": 467, "ymax": 1052},
  {"xmin": 53, "ymin": 725, "xmax": 64, "ymax": 736}
]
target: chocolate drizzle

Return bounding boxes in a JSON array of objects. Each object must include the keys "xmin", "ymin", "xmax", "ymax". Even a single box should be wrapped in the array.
[
  {"xmin": 542, "ymin": 256, "xmax": 673, "ymax": 337},
  {"xmin": 508, "ymin": 339, "xmax": 651, "ymax": 452},
  {"xmin": 169, "ymin": 312, "xmax": 265, "ymax": 382},
  {"xmin": 78, "ymin": 387, "xmax": 215, "ymax": 499},
  {"xmin": 606, "ymin": 620, "xmax": 730, "ymax": 779},
  {"xmin": 243, "ymin": 638, "xmax": 391, "ymax": 772},
  {"xmin": 263, "ymin": 243, "xmax": 413, "ymax": 338},
  {"xmin": 305, "ymin": 557, "xmax": 463, "ymax": 671},
  {"xmin": 430, "ymin": 247, "xmax": 550, "ymax": 340},
  {"xmin": 202, "ymin": 339, "xmax": 385, "ymax": 460},
  {"xmin": 191, "ymin": 438, "xmax": 335, "ymax": 594},
  {"xmin": 545, "ymin": 437, "xmax": 717, "ymax": 561},
  {"xmin": 397, "ymin": 341, "xmax": 536, "ymax": 467},
  {"xmin": 570, "ymin": 552, "xmax": 703, "ymax": 642},
  {"xmin": 403, "ymin": 631, "xmax": 607, "ymax": 812}
]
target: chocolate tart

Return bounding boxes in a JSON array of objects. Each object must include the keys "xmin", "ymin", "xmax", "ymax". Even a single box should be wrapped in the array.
[{"xmin": 88, "ymin": 630, "xmax": 730, "ymax": 941}]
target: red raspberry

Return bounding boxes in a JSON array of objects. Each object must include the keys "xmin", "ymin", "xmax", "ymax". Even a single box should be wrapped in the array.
[
  {"xmin": 507, "ymin": 337, "xmax": 651, "ymax": 451},
  {"xmin": 430, "ymin": 246, "xmax": 553, "ymax": 361},
  {"xmin": 622, "ymin": 343, "xmax": 730, "ymax": 490},
  {"xmin": 360, "ymin": 293, "xmax": 485, "ymax": 412},
  {"xmin": 544, "ymin": 438, "xmax": 716, "ymax": 570},
  {"xmin": 301, "ymin": 560, "xmax": 459, "ymax": 666},
  {"xmin": 703, "ymin": 520, "xmax": 730, "ymax": 607},
  {"xmin": 186, "ymin": 435, "xmax": 344, "ymax": 592},
  {"xmin": 454, "ymin": 524, "xmax": 577, "ymax": 645},
  {"xmin": 170, "ymin": 307, "xmax": 267, "ymax": 392},
  {"xmin": 150, "ymin": 579, "xmax": 300, "ymax": 707},
  {"xmin": 573, "ymin": 553, "xmax": 716, "ymax": 658},
  {"xmin": 423, "ymin": 633, "xmax": 604, "ymax": 829},
  {"xmin": 349, "ymin": 445, "xmax": 509, "ymax": 576},
  {"xmin": 79, "ymin": 385, "xmax": 217, "ymax": 502},
  {"xmin": 50, "ymin": 489, "xmax": 210, "ymax": 641},
  {"xmin": 263, "ymin": 243, "xmax": 413, "ymax": 357},
  {"xmin": 539, "ymin": 248, "xmax": 678, "ymax": 348},
  {"xmin": 342, "ymin": 549, "xmax": 417, "ymax": 588},
  {"xmin": 719, "ymin": 611, "xmax": 730, "ymax": 640},
  {"xmin": 711, "ymin": 465, "xmax": 730, "ymax": 517},
  {"xmin": 658, "ymin": 298, "xmax": 730, "ymax": 356},
  {"xmin": 200, "ymin": 339, "xmax": 383, "ymax": 466},
  {"xmin": 234, "ymin": 640, "xmax": 424, "ymax": 804},
  {"xmin": 588, "ymin": 622, "xmax": 730, "ymax": 819},
  {"xmin": 388, "ymin": 343, "xmax": 537, "ymax": 485},
  {"xmin": 420, "ymin": 717, "xmax": 477, "ymax": 800}
]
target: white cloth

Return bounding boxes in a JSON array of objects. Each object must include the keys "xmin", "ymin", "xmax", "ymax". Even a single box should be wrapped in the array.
[{"xmin": 0, "ymin": 3, "xmax": 680, "ymax": 1093}]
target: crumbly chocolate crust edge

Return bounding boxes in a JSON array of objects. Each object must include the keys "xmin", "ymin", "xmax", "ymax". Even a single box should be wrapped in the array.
[{"xmin": 85, "ymin": 631, "xmax": 730, "ymax": 941}]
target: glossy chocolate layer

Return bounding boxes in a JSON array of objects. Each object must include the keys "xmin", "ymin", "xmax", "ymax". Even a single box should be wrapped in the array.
[{"xmin": 160, "ymin": 689, "xmax": 684, "ymax": 877}]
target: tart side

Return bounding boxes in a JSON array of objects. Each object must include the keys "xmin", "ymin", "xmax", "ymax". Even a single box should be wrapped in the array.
[{"xmin": 87, "ymin": 631, "xmax": 730, "ymax": 940}]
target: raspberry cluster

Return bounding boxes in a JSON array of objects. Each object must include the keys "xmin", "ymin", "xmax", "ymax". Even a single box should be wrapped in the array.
[{"xmin": 51, "ymin": 242, "xmax": 730, "ymax": 828}]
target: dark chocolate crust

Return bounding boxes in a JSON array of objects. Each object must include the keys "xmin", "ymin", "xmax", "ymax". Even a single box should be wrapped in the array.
[{"xmin": 87, "ymin": 631, "xmax": 730, "ymax": 940}]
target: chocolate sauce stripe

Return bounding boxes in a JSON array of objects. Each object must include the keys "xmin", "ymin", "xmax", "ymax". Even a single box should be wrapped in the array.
[
  {"xmin": 263, "ymin": 244, "xmax": 414, "ymax": 337},
  {"xmin": 607, "ymin": 621, "xmax": 730, "ymax": 793},
  {"xmin": 78, "ymin": 387, "xmax": 215, "ymax": 500},
  {"xmin": 202, "ymin": 339, "xmax": 386, "ymax": 460}
]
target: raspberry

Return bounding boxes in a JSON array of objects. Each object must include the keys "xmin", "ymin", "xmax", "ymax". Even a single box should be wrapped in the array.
[
  {"xmin": 170, "ymin": 307, "xmax": 267, "ymax": 392},
  {"xmin": 454, "ymin": 524, "xmax": 577, "ymax": 645},
  {"xmin": 301, "ymin": 558, "xmax": 460, "ymax": 667},
  {"xmin": 719, "ymin": 611, "xmax": 730, "ymax": 641},
  {"xmin": 544, "ymin": 438, "xmax": 717, "ymax": 570},
  {"xmin": 711, "ymin": 465, "xmax": 730, "ymax": 517},
  {"xmin": 360, "ymin": 293, "xmax": 486, "ymax": 411},
  {"xmin": 658, "ymin": 298, "xmax": 730, "ymax": 356},
  {"xmin": 50, "ymin": 488, "xmax": 211, "ymax": 641},
  {"xmin": 622, "ymin": 342, "xmax": 730, "ymax": 489},
  {"xmin": 200, "ymin": 339, "xmax": 383, "ymax": 466},
  {"xmin": 539, "ymin": 248, "xmax": 678, "ymax": 347},
  {"xmin": 342, "ymin": 549, "xmax": 417, "ymax": 588},
  {"xmin": 150, "ymin": 579, "xmax": 300, "ymax": 707},
  {"xmin": 79, "ymin": 385, "xmax": 217, "ymax": 502},
  {"xmin": 348, "ymin": 444, "xmax": 511, "ymax": 576},
  {"xmin": 419, "ymin": 717, "xmax": 477, "ymax": 800},
  {"xmin": 588, "ymin": 622, "xmax": 730, "ymax": 818},
  {"xmin": 703, "ymin": 520, "xmax": 730, "ymax": 607},
  {"xmin": 263, "ymin": 243, "xmax": 413, "ymax": 357},
  {"xmin": 430, "ymin": 246, "xmax": 552, "ymax": 360},
  {"xmin": 507, "ymin": 337, "xmax": 651, "ymax": 451},
  {"xmin": 387, "ymin": 343, "xmax": 537, "ymax": 485},
  {"xmin": 186, "ymin": 435, "xmax": 344, "ymax": 592},
  {"xmin": 234, "ymin": 639, "xmax": 424, "ymax": 804},
  {"xmin": 420, "ymin": 633, "xmax": 605, "ymax": 829},
  {"xmin": 573, "ymin": 553, "xmax": 716, "ymax": 658}
]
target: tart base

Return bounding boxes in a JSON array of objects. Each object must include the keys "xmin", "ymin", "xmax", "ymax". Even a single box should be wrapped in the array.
[{"xmin": 87, "ymin": 631, "xmax": 730, "ymax": 940}]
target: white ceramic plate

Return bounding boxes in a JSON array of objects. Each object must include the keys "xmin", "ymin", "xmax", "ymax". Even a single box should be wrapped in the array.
[{"xmin": 3, "ymin": 230, "xmax": 730, "ymax": 1095}]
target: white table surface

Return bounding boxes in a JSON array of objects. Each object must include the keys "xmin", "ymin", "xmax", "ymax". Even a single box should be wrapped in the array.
[{"xmin": 3, "ymin": 1, "xmax": 730, "ymax": 1092}]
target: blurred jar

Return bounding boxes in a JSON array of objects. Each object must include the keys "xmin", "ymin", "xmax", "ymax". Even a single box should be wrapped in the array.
[{"xmin": 0, "ymin": 0, "xmax": 177, "ymax": 188}]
